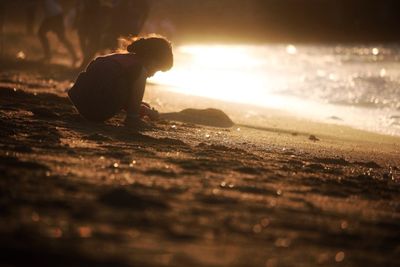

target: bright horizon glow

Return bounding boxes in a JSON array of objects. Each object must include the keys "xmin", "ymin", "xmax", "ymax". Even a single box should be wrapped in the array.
[
  {"xmin": 149, "ymin": 44, "xmax": 400, "ymax": 136},
  {"xmin": 150, "ymin": 44, "xmax": 291, "ymax": 107},
  {"xmin": 149, "ymin": 44, "xmax": 344, "ymax": 120}
]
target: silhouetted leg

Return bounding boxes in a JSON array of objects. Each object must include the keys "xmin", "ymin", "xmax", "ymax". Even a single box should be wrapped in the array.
[
  {"xmin": 38, "ymin": 19, "xmax": 51, "ymax": 61},
  {"xmin": 79, "ymin": 45, "xmax": 96, "ymax": 70},
  {"xmin": 48, "ymin": 14, "xmax": 77, "ymax": 67},
  {"xmin": 77, "ymin": 29, "xmax": 87, "ymax": 59},
  {"xmin": 76, "ymin": 27, "xmax": 91, "ymax": 69},
  {"xmin": 25, "ymin": 2, "xmax": 36, "ymax": 35},
  {"xmin": 79, "ymin": 31, "xmax": 101, "ymax": 69},
  {"xmin": 56, "ymin": 30, "xmax": 78, "ymax": 66}
]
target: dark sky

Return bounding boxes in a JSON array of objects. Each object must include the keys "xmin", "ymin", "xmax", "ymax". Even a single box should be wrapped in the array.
[{"xmin": 1, "ymin": 0, "xmax": 399, "ymax": 42}]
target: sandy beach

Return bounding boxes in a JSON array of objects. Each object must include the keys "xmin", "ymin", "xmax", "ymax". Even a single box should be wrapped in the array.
[{"xmin": 1, "ymin": 55, "xmax": 400, "ymax": 267}]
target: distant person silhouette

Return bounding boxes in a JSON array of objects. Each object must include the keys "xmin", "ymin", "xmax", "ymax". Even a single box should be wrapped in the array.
[
  {"xmin": 25, "ymin": 0, "xmax": 37, "ymax": 35},
  {"xmin": 68, "ymin": 36, "xmax": 173, "ymax": 129},
  {"xmin": 38, "ymin": 0, "xmax": 77, "ymax": 66}
]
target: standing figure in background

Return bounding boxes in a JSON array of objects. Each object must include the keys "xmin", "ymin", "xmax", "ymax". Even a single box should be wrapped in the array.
[
  {"xmin": 75, "ymin": 0, "xmax": 102, "ymax": 69},
  {"xmin": 38, "ymin": 0, "xmax": 77, "ymax": 66},
  {"xmin": 25, "ymin": 0, "xmax": 38, "ymax": 35}
]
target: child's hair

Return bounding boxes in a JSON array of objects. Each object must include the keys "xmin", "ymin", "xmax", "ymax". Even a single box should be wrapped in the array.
[{"xmin": 127, "ymin": 35, "xmax": 173, "ymax": 71}]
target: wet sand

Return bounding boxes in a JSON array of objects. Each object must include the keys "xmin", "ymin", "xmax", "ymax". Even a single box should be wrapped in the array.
[{"xmin": 1, "ymin": 58, "xmax": 400, "ymax": 267}]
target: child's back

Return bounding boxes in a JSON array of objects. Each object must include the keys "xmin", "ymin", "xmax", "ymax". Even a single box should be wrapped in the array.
[{"xmin": 68, "ymin": 53, "xmax": 143, "ymax": 122}]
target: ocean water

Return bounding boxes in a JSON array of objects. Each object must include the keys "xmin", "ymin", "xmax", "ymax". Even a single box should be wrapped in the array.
[{"xmin": 151, "ymin": 44, "xmax": 400, "ymax": 136}]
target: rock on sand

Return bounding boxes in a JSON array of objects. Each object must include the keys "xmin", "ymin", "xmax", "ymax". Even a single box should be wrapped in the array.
[{"xmin": 160, "ymin": 108, "xmax": 234, "ymax": 128}]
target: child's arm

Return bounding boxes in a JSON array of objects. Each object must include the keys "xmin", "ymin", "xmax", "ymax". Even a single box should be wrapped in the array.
[
  {"xmin": 125, "ymin": 68, "xmax": 147, "ymax": 124},
  {"xmin": 127, "ymin": 68, "xmax": 147, "ymax": 116}
]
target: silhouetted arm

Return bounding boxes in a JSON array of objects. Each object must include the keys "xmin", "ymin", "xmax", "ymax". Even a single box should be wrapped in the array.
[{"xmin": 126, "ymin": 67, "xmax": 147, "ymax": 117}]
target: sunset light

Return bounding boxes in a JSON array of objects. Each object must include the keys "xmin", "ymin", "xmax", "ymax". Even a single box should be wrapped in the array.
[{"xmin": 150, "ymin": 45, "xmax": 284, "ymax": 105}]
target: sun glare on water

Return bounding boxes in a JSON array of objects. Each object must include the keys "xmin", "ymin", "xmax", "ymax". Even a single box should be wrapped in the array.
[
  {"xmin": 149, "ymin": 44, "xmax": 349, "ymax": 122},
  {"xmin": 150, "ymin": 44, "xmax": 287, "ymax": 106},
  {"xmin": 150, "ymin": 44, "xmax": 400, "ymax": 136}
]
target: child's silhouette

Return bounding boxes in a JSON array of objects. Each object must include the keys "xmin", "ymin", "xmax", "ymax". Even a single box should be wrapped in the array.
[{"xmin": 68, "ymin": 36, "xmax": 173, "ymax": 129}]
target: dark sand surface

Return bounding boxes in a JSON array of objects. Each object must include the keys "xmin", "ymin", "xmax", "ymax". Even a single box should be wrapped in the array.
[{"xmin": 1, "ymin": 58, "xmax": 400, "ymax": 267}]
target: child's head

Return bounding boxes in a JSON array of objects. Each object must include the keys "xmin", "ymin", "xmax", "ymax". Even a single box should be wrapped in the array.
[{"xmin": 127, "ymin": 35, "xmax": 173, "ymax": 76}]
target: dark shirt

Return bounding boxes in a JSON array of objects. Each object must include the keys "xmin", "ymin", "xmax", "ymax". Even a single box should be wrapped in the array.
[{"xmin": 68, "ymin": 53, "xmax": 143, "ymax": 122}]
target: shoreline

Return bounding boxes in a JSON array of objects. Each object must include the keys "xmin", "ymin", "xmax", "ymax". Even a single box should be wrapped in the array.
[
  {"xmin": 146, "ymin": 84, "xmax": 400, "ymax": 144},
  {"xmin": 147, "ymin": 81, "xmax": 400, "ymax": 138}
]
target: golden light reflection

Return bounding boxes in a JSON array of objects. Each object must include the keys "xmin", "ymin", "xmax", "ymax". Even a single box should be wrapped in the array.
[
  {"xmin": 286, "ymin": 44, "xmax": 297, "ymax": 55},
  {"xmin": 149, "ymin": 44, "xmax": 400, "ymax": 137},
  {"xmin": 150, "ymin": 44, "xmax": 286, "ymax": 107},
  {"xmin": 150, "ymin": 44, "xmax": 342, "ymax": 126},
  {"xmin": 149, "ymin": 44, "xmax": 331, "ymax": 116}
]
